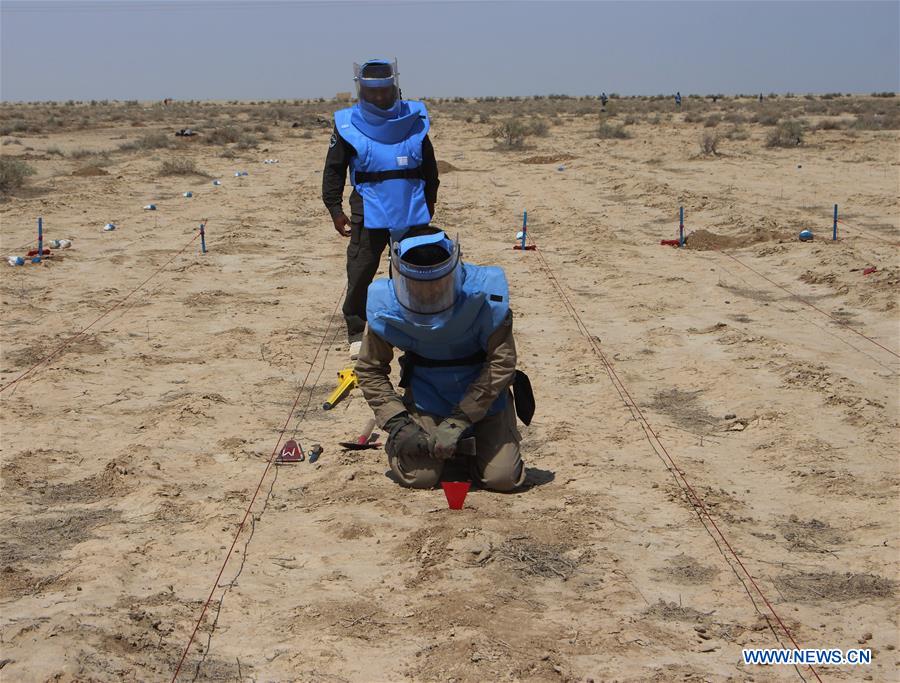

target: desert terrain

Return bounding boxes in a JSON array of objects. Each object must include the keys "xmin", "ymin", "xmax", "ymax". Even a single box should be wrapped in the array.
[{"xmin": 1, "ymin": 94, "xmax": 898, "ymax": 682}]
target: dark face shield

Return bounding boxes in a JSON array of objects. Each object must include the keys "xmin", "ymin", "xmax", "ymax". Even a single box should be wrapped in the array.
[
  {"xmin": 354, "ymin": 59, "xmax": 400, "ymax": 111},
  {"xmin": 390, "ymin": 232, "xmax": 462, "ymax": 328}
]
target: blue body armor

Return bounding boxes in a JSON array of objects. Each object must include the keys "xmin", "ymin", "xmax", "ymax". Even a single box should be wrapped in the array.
[
  {"xmin": 367, "ymin": 263, "xmax": 510, "ymax": 418},
  {"xmin": 334, "ymin": 101, "xmax": 432, "ymax": 237}
]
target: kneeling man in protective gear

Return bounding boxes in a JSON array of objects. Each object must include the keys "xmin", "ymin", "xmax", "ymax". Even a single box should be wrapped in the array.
[{"xmin": 355, "ymin": 228, "xmax": 533, "ymax": 491}]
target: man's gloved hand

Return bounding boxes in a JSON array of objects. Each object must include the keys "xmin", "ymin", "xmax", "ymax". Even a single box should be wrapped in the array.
[
  {"xmin": 332, "ymin": 212, "xmax": 351, "ymax": 237},
  {"xmin": 432, "ymin": 410, "xmax": 473, "ymax": 460},
  {"xmin": 384, "ymin": 412, "xmax": 431, "ymax": 461}
]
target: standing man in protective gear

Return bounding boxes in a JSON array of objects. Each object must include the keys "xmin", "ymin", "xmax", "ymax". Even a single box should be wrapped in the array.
[
  {"xmin": 322, "ymin": 58, "xmax": 440, "ymax": 355},
  {"xmin": 355, "ymin": 228, "xmax": 535, "ymax": 492}
]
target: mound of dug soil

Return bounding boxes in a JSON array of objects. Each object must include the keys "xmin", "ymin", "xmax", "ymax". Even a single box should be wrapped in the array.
[{"xmin": 686, "ymin": 226, "xmax": 786, "ymax": 251}]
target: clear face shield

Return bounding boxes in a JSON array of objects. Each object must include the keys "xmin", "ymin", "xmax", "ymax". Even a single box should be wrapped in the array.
[
  {"xmin": 353, "ymin": 59, "xmax": 400, "ymax": 110},
  {"xmin": 390, "ymin": 232, "xmax": 463, "ymax": 327}
]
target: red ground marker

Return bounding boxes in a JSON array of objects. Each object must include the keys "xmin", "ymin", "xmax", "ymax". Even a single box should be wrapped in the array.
[{"xmin": 441, "ymin": 481, "xmax": 471, "ymax": 510}]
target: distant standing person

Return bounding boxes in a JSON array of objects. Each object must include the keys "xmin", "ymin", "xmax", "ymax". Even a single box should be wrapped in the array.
[
  {"xmin": 321, "ymin": 58, "xmax": 440, "ymax": 355},
  {"xmin": 674, "ymin": 91, "xmax": 682, "ymax": 107},
  {"xmin": 600, "ymin": 92, "xmax": 608, "ymax": 110}
]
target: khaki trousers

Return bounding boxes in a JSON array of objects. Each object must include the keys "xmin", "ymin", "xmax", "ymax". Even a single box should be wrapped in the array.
[{"xmin": 388, "ymin": 395, "xmax": 525, "ymax": 492}]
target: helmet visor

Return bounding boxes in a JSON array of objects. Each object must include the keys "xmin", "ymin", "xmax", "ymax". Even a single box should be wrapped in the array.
[
  {"xmin": 391, "ymin": 232, "xmax": 461, "ymax": 316},
  {"xmin": 354, "ymin": 59, "xmax": 399, "ymax": 109}
]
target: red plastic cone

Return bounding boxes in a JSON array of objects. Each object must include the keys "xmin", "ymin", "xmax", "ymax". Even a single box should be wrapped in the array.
[{"xmin": 441, "ymin": 481, "xmax": 471, "ymax": 510}]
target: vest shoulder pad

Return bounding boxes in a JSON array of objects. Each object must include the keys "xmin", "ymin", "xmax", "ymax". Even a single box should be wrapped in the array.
[{"xmin": 461, "ymin": 264, "xmax": 509, "ymax": 336}]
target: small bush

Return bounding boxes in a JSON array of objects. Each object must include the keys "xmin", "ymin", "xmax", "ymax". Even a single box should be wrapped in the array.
[
  {"xmin": 699, "ymin": 132, "xmax": 720, "ymax": 155},
  {"xmin": 704, "ymin": 114, "xmax": 721, "ymax": 128},
  {"xmin": 596, "ymin": 122, "xmax": 630, "ymax": 139},
  {"xmin": 528, "ymin": 118, "xmax": 550, "ymax": 137},
  {"xmin": 815, "ymin": 118, "xmax": 848, "ymax": 131},
  {"xmin": 69, "ymin": 148, "xmax": 97, "ymax": 159},
  {"xmin": 205, "ymin": 126, "xmax": 242, "ymax": 145},
  {"xmin": 853, "ymin": 112, "xmax": 900, "ymax": 130},
  {"xmin": 0, "ymin": 157, "xmax": 36, "ymax": 195},
  {"xmin": 159, "ymin": 158, "xmax": 205, "ymax": 176},
  {"xmin": 119, "ymin": 132, "xmax": 171, "ymax": 151},
  {"xmin": 492, "ymin": 118, "xmax": 530, "ymax": 149},
  {"xmin": 766, "ymin": 120, "xmax": 804, "ymax": 147},
  {"xmin": 724, "ymin": 125, "xmax": 750, "ymax": 140},
  {"xmin": 871, "ymin": 91, "xmax": 896, "ymax": 98},
  {"xmin": 235, "ymin": 133, "xmax": 259, "ymax": 149}
]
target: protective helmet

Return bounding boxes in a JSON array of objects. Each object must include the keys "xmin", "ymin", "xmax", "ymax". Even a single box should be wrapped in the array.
[
  {"xmin": 390, "ymin": 229, "xmax": 462, "ymax": 328},
  {"xmin": 353, "ymin": 58, "xmax": 400, "ymax": 110}
]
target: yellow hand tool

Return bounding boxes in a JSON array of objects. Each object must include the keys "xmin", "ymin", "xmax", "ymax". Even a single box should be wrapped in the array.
[{"xmin": 322, "ymin": 367, "xmax": 357, "ymax": 410}]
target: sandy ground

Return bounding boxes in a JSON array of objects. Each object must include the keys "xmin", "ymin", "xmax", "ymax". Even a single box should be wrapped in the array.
[{"xmin": 1, "ymin": 104, "xmax": 898, "ymax": 682}]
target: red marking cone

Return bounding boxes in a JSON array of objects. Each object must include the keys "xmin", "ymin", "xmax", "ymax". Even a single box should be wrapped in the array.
[{"xmin": 441, "ymin": 481, "xmax": 471, "ymax": 510}]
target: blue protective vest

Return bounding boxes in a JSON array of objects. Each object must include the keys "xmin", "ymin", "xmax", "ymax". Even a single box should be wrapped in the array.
[
  {"xmin": 334, "ymin": 101, "xmax": 432, "ymax": 237},
  {"xmin": 367, "ymin": 263, "xmax": 510, "ymax": 418}
]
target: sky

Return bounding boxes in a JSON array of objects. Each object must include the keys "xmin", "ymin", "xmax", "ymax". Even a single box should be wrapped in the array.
[{"xmin": 1, "ymin": 0, "xmax": 898, "ymax": 102}]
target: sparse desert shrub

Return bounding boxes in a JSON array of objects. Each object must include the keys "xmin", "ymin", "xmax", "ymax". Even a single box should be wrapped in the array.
[
  {"xmin": 205, "ymin": 126, "xmax": 243, "ymax": 145},
  {"xmin": 492, "ymin": 118, "xmax": 529, "ymax": 149},
  {"xmin": 766, "ymin": 120, "xmax": 804, "ymax": 147},
  {"xmin": 235, "ymin": 133, "xmax": 259, "ymax": 149},
  {"xmin": 528, "ymin": 118, "xmax": 550, "ymax": 137},
  {"xmin": 754, "ymin": 113, "xmax": 779, "ymax": 126},
  {"xmin": 724, "ymin": 125, "xmax": 750, "ymax": 140},
  {"xmin": 596, "ymin": 122, "xmax": 630, "ymax": 139},
  {"xmin": 815, "ymin": 118, "xmax": 848, "ymax": 131},
  {"xmin": 704, "ymin": 114, "xmax": 721, "ymax": 128},
  {"xmin": 69, "ymin": 148, "xmax": 97, "ymax": 159},
  {"xmin": 159, "ymin": 158, "xmax": 205, "ymax": 176},
  {"xmin": 722, "ymin": 111, "xmax": 747, "ymax": 124},
  {"xmin": 2, "ymin": 138, "xmax": 23, "ymax": 146},
  {"xmin": 853, "ymin": 112, "xmax": 900, "ymax": 130},
  {"xmin": 684, "ymin": 111, "xmax": 704, "ymax": 123},
  {"xmin": 119, "ymin": 132, "xmax": 171, "ymax": 151},
  {"xmin": 623, "ymin": 114, "xmax": 639, "ymax": 125},
  {"xmin": 0, "ymin": 157, "xmax": 36, "ymax": 195},
  {"xmin": 699, "ymin": 132, "xmax": 720, "ymax": 155},
  {"xmin": 46, "ymin": 146, "xmax": 65, "ymax": 156}
]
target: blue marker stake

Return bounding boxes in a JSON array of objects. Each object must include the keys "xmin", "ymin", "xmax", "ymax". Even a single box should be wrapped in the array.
[
  {"xmin": 833, "ymin": 204, "xmax": 838, "ymax": 241},
  {"xmin": 200, "ymin": 221, "xmax": 207, "ymax": 254},
  {"xmin": 32, "ymin": 217, "xmax": 43, "ymax": 264},
  {"xmin": 521, "ymin": 210, "xmax": 527, "ymax": 250},
  {"xmin": 679, "ymin": 206, "xmax": 684, "ymax": 247}
]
